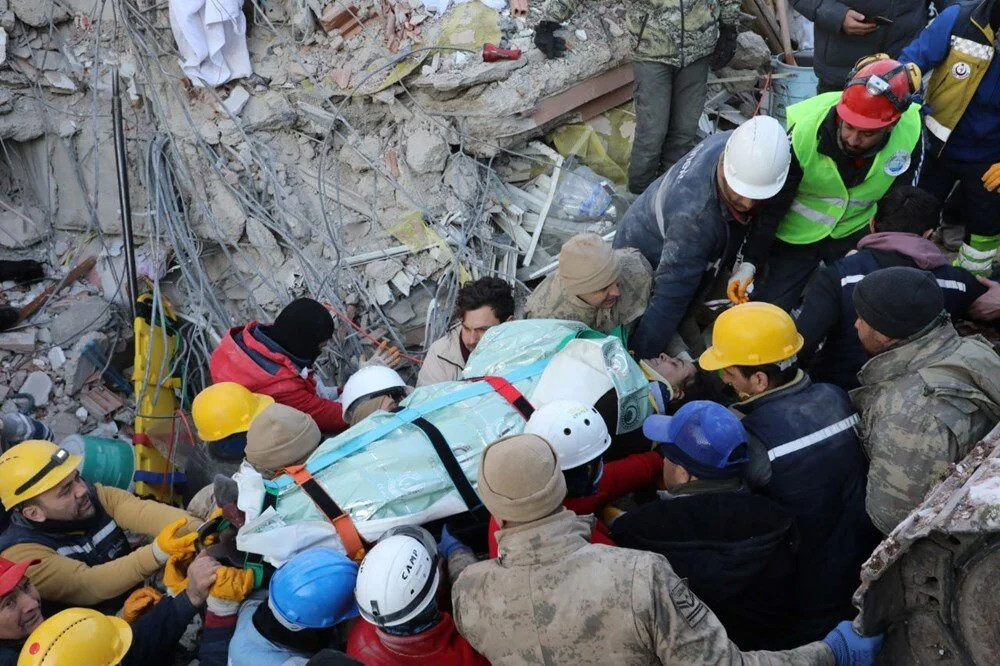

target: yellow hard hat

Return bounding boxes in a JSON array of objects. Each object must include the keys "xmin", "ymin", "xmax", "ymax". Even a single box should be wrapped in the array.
[
  {"xmin": 18, "ymin": 608, "xmax": 132, "ymax": 666},
  {"xmin": 699, "ymin": 302, "xmax": 804, "ymax": 371},
  {"xmin": 191, "ymin": 382, "xmax": 275, "ymax": 442},
  {"xmin": 0, "ymin": 441, "xmax": 82, "ymax": 511}
]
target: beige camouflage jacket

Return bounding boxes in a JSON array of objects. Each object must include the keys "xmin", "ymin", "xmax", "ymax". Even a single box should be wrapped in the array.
[
  {"xmin": 524, "ymin": 248, "xmax": 653, "ymax": 334},
  {"xmin": 541, "ymin": 0, "xmax": 741, "ymax": 67},
  {"xmin": 452, "ymin": 509, "xmax": 834, "ymax": 665},
  {"xmin": 852, "ymin": 323, "xmax": 1000, "ymax": 535}
]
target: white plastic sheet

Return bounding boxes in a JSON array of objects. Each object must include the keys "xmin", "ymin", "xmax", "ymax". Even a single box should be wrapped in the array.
[{"xmin": 169, "ymin": 0, "xmax": 252, "ymax": 88}]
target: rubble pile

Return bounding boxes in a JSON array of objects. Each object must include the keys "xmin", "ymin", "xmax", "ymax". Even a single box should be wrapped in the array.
[{"xmin": 0, "ymin": 0, "xmax": 776, "ymax": 437}]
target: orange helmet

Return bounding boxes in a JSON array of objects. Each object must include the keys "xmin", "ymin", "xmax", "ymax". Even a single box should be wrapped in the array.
[{"xmin": 837, "ymin": 56, "xmax": 919, "ymax": 130}]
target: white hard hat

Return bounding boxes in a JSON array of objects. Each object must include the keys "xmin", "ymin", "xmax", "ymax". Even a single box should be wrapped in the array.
[
  {"xmin": 723, "ymin": 115, "xmax": 791, "ymax": 200},
  {"xmin": 340, "ymin": 365, "xmax": 407, "ymax": 419},
  {"xmin": 525, "ymin": 400, "xmax": 612, "ymax": 470},
  {"xmin": 355, "ymin": 533, "xmax": 440, "ymax": 628}
]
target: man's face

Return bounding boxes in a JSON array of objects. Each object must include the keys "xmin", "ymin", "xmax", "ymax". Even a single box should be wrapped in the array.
[
  {"xmin": 717, "ymin": 159, "xmax": 760, "ymax": 216},
  {"xmin": 661, "ymin": 457, "xmax": 692, "ymax": 489},
  {"xmin": 27, "ymin": 472, "xmax": 94, "ymax": 523},
  {"xmin": 578, "ymin": 281, "xmax": 621, "ymax": 309},
  {"xmin": 0, "ymin": 578, "xmax": 42, "ymax": 640},
  {"xmin": 720, "ymin": 366, "xmax": 761, "ymax": 399},
  {"xmin": 855, "ymin": 316, "xmax": 895, "ymax": 356},
  {"xmin": 839, "ymin": 120, "xmax": 890, "ymax": 155},
  {"xmin": 460, "ymin": 305, "xmax": 502, "ymax": 352},
  {"xmin": 646, "ymin": 354, "xmax": 696, "ymax": 392}
]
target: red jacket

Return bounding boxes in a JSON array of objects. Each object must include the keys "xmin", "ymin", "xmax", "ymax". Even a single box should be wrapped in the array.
[
  {"xmin": 487, "ymin": 451, "xmax": 662, "ymax": 558},
  {"xmin": 346, "ymin": 613, "xmax": 489, "ymax": 666},
  {"xmin": 209, "ymin": 322, "xmax": 348, "ymax": 433}
]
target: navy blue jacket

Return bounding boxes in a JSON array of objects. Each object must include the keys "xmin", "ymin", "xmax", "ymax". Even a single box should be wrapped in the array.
[
  {"xmin": 733, "ymin": 373, "xmax": 881, "ymax": 643},
  {"xmin": 614, "ymin": 132, "xmax": 746, "ymax": 358},
  {"xmin": 900, "ymin": 1, "xmax": 1000, "ymax": 162},
  {"xmin": 797, "ymin": 247, "xmax": 983, "ymax": 390}
]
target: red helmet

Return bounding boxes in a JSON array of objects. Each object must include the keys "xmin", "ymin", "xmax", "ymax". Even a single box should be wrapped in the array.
[{"xmin": 837, "ymin": 57, "xmax": 917, "ymax": 130}]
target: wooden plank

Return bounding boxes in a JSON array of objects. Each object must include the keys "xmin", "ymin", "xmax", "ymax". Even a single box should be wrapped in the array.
[
  {"xmin": 775, "ymin": 0, "xmax": 797, "ymax": 65},
  {"xmin": 577, "ymin": 83, "xmax": 634, "ymax": 121},
  {"xmin": 529, "ymin": 64, "xmax": 635, "ymax": 126},
  {"xmin": 524, "ymin": 154, "xmax": 563, "ymax": 266}
]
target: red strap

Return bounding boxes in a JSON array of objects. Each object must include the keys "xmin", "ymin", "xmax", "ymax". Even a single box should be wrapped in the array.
[
  {"xmin": 481, "ymin": 376, "xmax": 535, "ymax": 420},
  {"xmin": 283, "ymin": 464, "xmax": 366, "ymax": 562}
]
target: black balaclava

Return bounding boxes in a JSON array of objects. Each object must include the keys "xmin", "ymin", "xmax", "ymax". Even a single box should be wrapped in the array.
[
  {"xmin": 564, "ymin": 458, "xmax": 604, "ymax": 498},
  {"xmin": 265, "ymin": 298, "xmax": 335, "ymax": 364}
]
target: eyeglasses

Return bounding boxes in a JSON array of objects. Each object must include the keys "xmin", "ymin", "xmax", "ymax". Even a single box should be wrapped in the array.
[{"xmin": 15, "ymin": 449, "xmax": 71, "ymax": 497}]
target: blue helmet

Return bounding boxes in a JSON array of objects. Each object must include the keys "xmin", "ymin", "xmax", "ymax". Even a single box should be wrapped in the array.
[
  {"xmin": 269, "ymin": 547, "xmax": 360, "ymax": 629},
  {"xmin": 643, "ymin": 401, "xmax": 749, "ymax": 479}
]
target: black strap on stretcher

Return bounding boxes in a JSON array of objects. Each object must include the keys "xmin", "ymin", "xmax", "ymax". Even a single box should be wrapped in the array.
[{"xmin": 411, "ymin": 416, "xmax": 485, "ymax": 516}]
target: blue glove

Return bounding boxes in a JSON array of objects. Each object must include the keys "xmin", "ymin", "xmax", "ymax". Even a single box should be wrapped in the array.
[
  {"xmin": 437, "ymin": 525, "xmax": 466, "ymax": 558},
  {"xmin": 823, "ymin": 621, "xmax": 883, "ymax": 666}
]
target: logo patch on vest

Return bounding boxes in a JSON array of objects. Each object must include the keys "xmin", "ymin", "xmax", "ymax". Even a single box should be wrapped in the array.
[
  {"xmin": 951, "ymin": 61, "xmax": 971, "ymax": 80},
  {"xmin": 884, "ymin": 150, "xmax": 911, "ymax": 177}
]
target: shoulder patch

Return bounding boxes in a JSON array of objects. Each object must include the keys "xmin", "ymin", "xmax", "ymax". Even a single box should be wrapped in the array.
[
  {"xmin": 884, "ymin": 149, "xmax": 911, "ymax": 177},
  {"xmin": 669, "ymin": 578, "xmax": 709, "ymax": 628}
]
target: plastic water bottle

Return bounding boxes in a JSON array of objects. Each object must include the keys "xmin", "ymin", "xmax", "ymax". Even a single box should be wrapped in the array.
[{"xmin": 552, "ymin": 166, "xmax": 612, "ymax": 221}]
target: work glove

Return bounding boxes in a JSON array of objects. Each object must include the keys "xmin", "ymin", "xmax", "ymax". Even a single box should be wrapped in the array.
[
  {"xmin": 0, "ymin": 307, "xmax": 19, "ymax": 332},
  {"xmin": 711, "ymin": 24, "xmax": 739, "ymax": 69},
  {"xmin": 726, "ymin": 262, "xmax": 755, "ymax": 304},
  {"xmin": 154, "ymin": 518, "xmax": 199, "ymax": 562},
  {"xmin": 315, "ymin": 376, "xmax": 340, "ymax": 400},
  {"xmin": 164, "ymin": 552, "xmax": 195, "ymax": 596},
  {"xmin": 534, "ymin": 20, "xmax": 566, "ymax": 59},
  {"xmin": 206, "ymin": 596, "xmax": 242, "ymax": 618},
  {"xmin": 122, "ymin": 586, "xmax": 164, "ymax": 624},
  {"xmin": 209, "ymin": 566, "xmax": 256, "ymax": 602},
  {"xmin": 437, "ymin": 525, "xmax": 468, "ymax": 558},
  {"xmin": 360, "ymin": 345, "xmax": 403, "ymax": 369},
  {"xmin": 0, "ymin": 259, "xmax": 43, "ymax": 283},
  {"xmin": 823, "ymin": 621, "xmax": 884, "ymax": 666},
  {"xmin": 982, "ymin": 163, "xmax": 1000, "ymax": 192}
]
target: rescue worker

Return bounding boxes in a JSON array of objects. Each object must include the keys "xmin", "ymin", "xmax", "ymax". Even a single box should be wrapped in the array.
[
  {"xmin": 17, "ymin": 608, "xmax": 131, "ymax": 666},
  {"xmin": 348, "ymin": 528, "xmax": 489, "ymax": 665},
  {"xmin": 525, "ymin": 233, "xmax": 653, "ymax": 335},
  {"xmin": 797, "ymin": 186, "xmax": 988, "ymax": 390},
  {"xmin": 0, "ymin": 440, "xmax": 201, "ymax": 609},
  {"xmin": 0, "ymin": 553, "xmax": 222, "ymax": 666},
  {"xmin": 700, "ymin": 303, "xmax": 881, "ymax": 643},
  {"xmin": 789, "ymin": 0, "xmax": 925, "ymax": 93},
  {"xmin": 0, "ymin": 416, "xmax": 52, "ymax": 454},
  {"xmin": 749, "ymin": 56, "xmax": 925, "ymax": 309},
  {"xmin": 210, "ymin": 297, "xmax": 349, "ymax": 433},
  {"xmin": 191, "ymin": 382, "xmax": 274, "ymax": 460},
  {"xmin": 244, "ymin": 403, "xmax": 323, "ymax": 478},
  {"xmin": 453, "ymin": 433, "xmax": 884, "ymax": 665},
  {"xmin": 229, "ymin": 548, "xmax": 360, "ymax": 665},
  {"xmin": 417, "ymin": 277, "xmax": 515, "ymax": 386},
  {"xmin": 485, "ymin": 400, "xmax": 664, "ymax": 556},
  {"xmin": 532, "ymin": 0, "xmax": 742, "ymax": 194},
  {"xmin": 614, "ymin": 115, "xmax": 793, "ymax": 358},
  {"xmin": 612, "ymin": 403, "xmax": 800, "ymax": 650},
  {"xmin": 340, "ymin": 365, "xmax": 409, "ymax": 426},
  {"xmin": 899, "ymin": 0, "xmax": 1000, "ymax": 273},
  {"xmin": 853, "ymin": 267, "xmax": 1000, "ymax": 533}
]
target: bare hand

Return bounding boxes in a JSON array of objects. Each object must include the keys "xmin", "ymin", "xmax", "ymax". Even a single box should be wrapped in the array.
[
  {"xmin": 969, "ymin": 275, "xmax": 1000, "ymax": 320},
  {"xmin": 185, "ymin": 552, "xmax": 221, "ymax": 608},
  {"xmin": 843, "ymin": 9, "xmax": 877, "ymax": 36}
]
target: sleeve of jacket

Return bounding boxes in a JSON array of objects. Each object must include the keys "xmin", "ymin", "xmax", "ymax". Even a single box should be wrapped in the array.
[
  {"xmin": 630, "ymin": 215, "xmax": 721, "ymax": 359},
  {"xmin": 96, "ymin": 485, "xmax": 201, "ymax": 537},
  {"xmin": 795, "ymin": 263, "xmax": 842, "ymax": 365},
  {"xmin": 541, "ymin": 0, "xmax": 582, "ymax": 23},
  {"xmin": 742, "ymin": 153, "xmax": 803, "ymax": 268},
  {"xmin": 2, "ymin": 541, "xmax": 162, "ymax": 607},
  {"xmin": 638, "ymin": 553, "xmax": 835, "ymax": 665},
  {"xmin": 269, "ymin": 384, "xmax": 347, "ymax": 433},
  {"xmin": 898, "ymin": 5, "xmax": 960, "ymax": 73},
  {"xmin": 789, "ymin": 0, "xmax": 850, "ymax": 34},
  {"xmin": 563, "ymin": 452, "xmax": 662, "ymax": 516},
  {"xmin": 719, "ymin": 0, "xmax": 742, "ymax": 25},
  {"xmin": 196, "ymin": 611, "xmax": 240, "ymax": 666},
  {"xmin": 122, "ymin": 592, "xmax": 199, "ymax": 666}
]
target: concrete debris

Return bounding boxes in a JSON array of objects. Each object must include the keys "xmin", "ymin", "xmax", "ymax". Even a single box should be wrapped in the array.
[
  {"xmin": 405, "ymin": 129, "xmax": 450, "ymax": 172},
  {"xmin": 729, "ymin": 31, "xmax": 771, "ymax": 70},
  {"xmin": 19, "ymin": 371, "xmax": 52, "ymax": 407},
  {"xmin": 9, "ymin": 0, "xmax": 70, "ymax": 28},
  {"xmin": 0, "ymin": 328, "xmax": 36, "ymax": 353},
  {"xmin": 221, "ymin": 85, "xmax": 252, "ymax": 116},
  {"xmin": 50, "ymin": 295, "xmax": 112, "ymax": 346},
  {"xmin": 47, "ymin": 346, "xmax": 66, "ymax": 371},
  {"xmin": 75, "ymin": 406, "xmax": 88, "ymax": 422}
]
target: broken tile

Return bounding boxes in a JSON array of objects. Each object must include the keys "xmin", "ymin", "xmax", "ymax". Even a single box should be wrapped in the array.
[
  {"xmin": 20, "ymin": 371, "xmax": 52, "ymax": 407},
  {"xmin": 0, "ymin": 328, "xmax": 36, "ymax": 353}
]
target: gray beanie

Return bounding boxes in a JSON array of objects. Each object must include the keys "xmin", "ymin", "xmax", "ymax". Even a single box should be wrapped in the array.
[{"xmin": 854, "ymin": 266, "xmax": 944, "ymax": 339}]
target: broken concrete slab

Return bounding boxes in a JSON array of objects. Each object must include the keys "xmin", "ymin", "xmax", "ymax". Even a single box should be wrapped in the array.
[
  {"xmin": 405, "ymin": 129, "xmax": 449, "ymax": 173},
  {"xmin": 10, "ymin": 0, "xmax": 71, "ymax": 27},
  {"xmin": 0, "ymin": 328, "xmax": 36, "ymax": 353},
  {"xmin": 0, "ymin": 206, "xmax": 46, "ymax": 248},
  {"xmin": 48, "ymin": 410, "xmax": 82, "ymax": 442},
  {"xmin": 221, "ymin": 86, "xmax": 251, "ymax": 116},
  {"xmin": 729, "ymin": 31, "xmax": 771, "ymax": 70},
  {"xmin": 20, "ymin": 371, "xmax": 52, "ymax": 407},
  {"xmin": 64, "ymin": 331, "xmax": 110, "ymax": 395},
  {"xmin": 50, "ymin": 295, "xmax": 112, "ymax": 346},
  {"xmin": 47, "ymin": 346, "xmax": 66, "ymax": 371}
]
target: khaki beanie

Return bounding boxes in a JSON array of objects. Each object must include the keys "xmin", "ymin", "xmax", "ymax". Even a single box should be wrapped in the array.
[
  {"xmin": 477, "ymin": 433, "xmax": 567, "ymax": 523},
  {"xmin": 245, "ymin": 403, "xmax": 321, "ymax": 472},
  {"xmin": 558, "ymin": 233, "xmax": 619, "ymax": 297}
]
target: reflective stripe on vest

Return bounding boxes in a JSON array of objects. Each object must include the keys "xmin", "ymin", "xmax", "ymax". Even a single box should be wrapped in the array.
[
  {"xmin": 777, "ymin": 93, "xmax": 922, "ymax": 245},
  {"xmin": 54, "ymin": 520, "xmax": 119, "ymax": 557},
  {"xmin": 767, "ymin": 414, "xmax": 860, "ymax": 461},
  {"xmin": 841, "ymin": 274, "xmax": 967, "ymax": 292}
]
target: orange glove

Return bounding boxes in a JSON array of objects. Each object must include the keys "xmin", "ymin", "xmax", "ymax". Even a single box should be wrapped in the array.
[
  {"xmin": 164, "ymin": 552, "xmax": 195, "ymax": 596},
  {"xmin": 726, "ymin": 262, "xmax": 756, "ymax": 305},
  {"xmin": 155, "ymin": 518, "xmax": 199, "ymax": 561},
  {"xmin": 983, "ymin": 163, "xmax": 1000, "ymax": 192},
  {"xmin": 123, "ymin": 586, "xmax": 164, "ymax": 624},
  {"xmin": 209, "ymin": 567, "xmax": 255, "ymax": 602}
]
